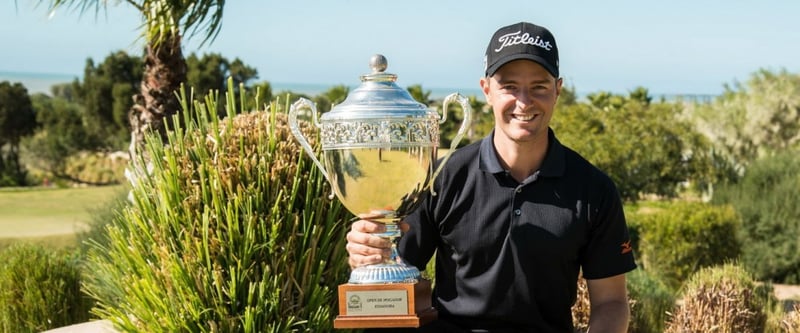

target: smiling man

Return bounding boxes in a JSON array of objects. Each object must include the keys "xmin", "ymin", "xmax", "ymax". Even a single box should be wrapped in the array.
[{"xmin": 347, "ymin": 22, "xmax": 637, "ymax": 333}]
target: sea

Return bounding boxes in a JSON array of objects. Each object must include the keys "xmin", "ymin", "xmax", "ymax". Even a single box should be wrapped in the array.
[
  {"xmin": 0, "ymin": 71, "xmax": 716, "ymax": 103},
  {"xmin": 0, "ymin": 71, "xmax": 78, "ymax": 95},
  {"xmin": 0, "ymin": 71, "xmax": 484, "ymax": 100}
]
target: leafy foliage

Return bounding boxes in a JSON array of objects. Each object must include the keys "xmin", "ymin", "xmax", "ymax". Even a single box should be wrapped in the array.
[
  {"xmin": 712, "ymin": 151, "xmax": 800, "ymax": 283},
  {"xmin": 0, "ymin": 243, "xmax": 92, "ymax": 332},
  {"xmin": 406, "ymin": 84, "xmax": 433, "ymax": 105},
  {"xmin": 553, "ymin": 93, "xmax": 718, "ymax": 201},
  {"xmin": 686, "ymin": 69, "xmax": 800, "ymax": 172},
  {"xmin": 0, "ymin": 81, "xmax": 36, "ymax": 186},
  {"xmin": 23, "ymin": 94, "xmax": 91, "ymax": 179},
  {"xmin": 313, "ymin": 84, "xmax": 350, "ymax": 113},
  {"xmin": 72, "ymin": 51, "xmax": 143, "ymax": 149},
  {"xmin": 626, "ymin": 269, "xmax": 675, "ymax": 333},
  {"xmin": 631, "ymin": 201, "xmax": 741, "ymax": 289},
  {"xmin": 186, "ymin": 53, "xmax": 259, "ymax": 100},
  {"xmin": 83, "ymin": 86, "xmax": 353, "ymax": 332}
]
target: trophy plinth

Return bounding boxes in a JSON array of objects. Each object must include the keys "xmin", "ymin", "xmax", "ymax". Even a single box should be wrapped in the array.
[
  {"xmin": 334, "ymin": 280, "xmax": 436, "ymax": 328},
  {"xmin": 289, "ymin": 54, "xmax": 471, "ymax": 329}
]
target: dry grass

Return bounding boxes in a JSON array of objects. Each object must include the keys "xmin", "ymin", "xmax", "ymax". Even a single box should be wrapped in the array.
[
  {"xmin": 665, "ymin": 264, "xmax": 768, "ymax": 333},
  {"xmin": 782, "ymin": 303, "xmax": 800, "ymax": 332}
]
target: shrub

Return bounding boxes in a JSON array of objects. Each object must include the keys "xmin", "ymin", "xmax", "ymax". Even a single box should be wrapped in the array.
[
  {"xmin": 783, "ymin": 303, "xmax": 800, "ymax": 332},
  {"xmin": 633, "ymin": 201, "xmax": 741, "ymax": 289},
  {"xmin": 712, "ymin": 151, "xmax": 800, "ymax": 283},
  {"xmin": 82, "ymin": 87, "xmax": 353, "ymax": 332},
  {"xmin": 552, "ymin": 100, "xmax": 718, "ymax": 201},
  {"xmin": 0, "ymin": 243, "xmax": 92, "ymax": 332},
  {"xmin": 665, "ymin": 263, "xmax": 772, "ymax": 333},
  {"xmin": 627, "ymin": 269, "xmax": 675, "ymax": 333}
]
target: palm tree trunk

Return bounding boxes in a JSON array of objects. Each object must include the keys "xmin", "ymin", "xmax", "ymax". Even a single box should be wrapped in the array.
[{"xmin": 128, "ymin": 32, "xmax": 187, "ymax": 161}]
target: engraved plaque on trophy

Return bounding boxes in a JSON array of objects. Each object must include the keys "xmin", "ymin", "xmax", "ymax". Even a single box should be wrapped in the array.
[{"xmin": 289, "ymin": 54, "xmax": 471, "ymax": 328}]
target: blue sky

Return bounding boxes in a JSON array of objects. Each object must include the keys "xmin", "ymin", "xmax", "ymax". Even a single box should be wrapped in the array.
[{"xmin": 2, "ymin": 0, "xmax": 800, "ymax": 96}]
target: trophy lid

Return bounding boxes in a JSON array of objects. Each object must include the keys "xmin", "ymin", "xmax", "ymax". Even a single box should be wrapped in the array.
[{"xmin": 320, "ymin": 54, "xmax": 433, "ymax": 121}]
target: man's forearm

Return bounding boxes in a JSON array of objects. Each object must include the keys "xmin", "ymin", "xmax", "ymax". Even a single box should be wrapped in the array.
[{"xmin": 587, "ymin": 299, "xmax": 630, "ymax": 333}]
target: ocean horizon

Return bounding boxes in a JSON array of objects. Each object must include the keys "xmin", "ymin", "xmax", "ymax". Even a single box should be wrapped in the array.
[
  {"xmin": 0, "ymin": 70, "xmax": 716, "ymax": 103},
  {"xmin": 0, "ymin": 70, "xmax": 484, "ymax": 100}
]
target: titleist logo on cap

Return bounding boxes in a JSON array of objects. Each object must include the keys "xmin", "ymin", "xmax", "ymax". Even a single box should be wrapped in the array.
[
  {"xmin": 494, "ymin": 30, "xmax": 554, "ymax": 53},
  {"xmin": 484, "ymin": 22, "xmax": 560, "ymax": 78}
]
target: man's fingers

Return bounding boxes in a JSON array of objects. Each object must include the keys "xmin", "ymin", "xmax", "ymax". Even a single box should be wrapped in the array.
[
  {"xmin": 346, "ymin": 219, "xmax": 395, "ymax": 269},
  {"xmin": 351, "ymin": 219, "xmax": 386, "ymax": 233},
  {"xmin": 345, "ymin": 242, "xmax": 391, "ymax": 268},
  {"xmin": 345, "ymin": 242, "xmax": 391, "ymax": 258},
  {"xmin": 346, "ymin": 229, "xmax": 392, "ymax": 249},
  {"xmin": 349, "ymin": 254, "xmax": 383, "ymax": 268}
]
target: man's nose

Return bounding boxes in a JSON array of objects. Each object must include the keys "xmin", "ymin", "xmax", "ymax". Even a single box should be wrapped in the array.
[{"xmin": 516, "ymin": 90, "xmax": 532, "ymax": 108}]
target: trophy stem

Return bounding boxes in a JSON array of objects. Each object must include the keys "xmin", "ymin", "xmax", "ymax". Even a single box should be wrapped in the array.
[{"xmin": 349, "ymin": 220, "xmax": 421, "ymax": 284}]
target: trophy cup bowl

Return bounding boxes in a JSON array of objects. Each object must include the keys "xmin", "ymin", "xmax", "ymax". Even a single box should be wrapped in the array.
[{"xmin": 289, "ymin": 54, "xmax": 471, "ymax": 328}]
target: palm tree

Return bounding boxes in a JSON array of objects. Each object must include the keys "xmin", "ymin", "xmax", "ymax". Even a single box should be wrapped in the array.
[{"xmin": 39, "ymin": 0, "xmax": 225, "ymax": 164}]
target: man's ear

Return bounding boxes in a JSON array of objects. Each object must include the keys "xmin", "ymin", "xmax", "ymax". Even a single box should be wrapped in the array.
[
  {"xmin": 480, "ymin": 77, "xmax": 491, "ymax": 103},
  {"xmin": 555, "ymin": 77, "xmax": 563, "ymax": 98}
]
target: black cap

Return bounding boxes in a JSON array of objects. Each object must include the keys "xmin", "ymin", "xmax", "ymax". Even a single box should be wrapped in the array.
[{"xmin": 484, "ymin": 22, "xmax": 559, "ymax": 78}]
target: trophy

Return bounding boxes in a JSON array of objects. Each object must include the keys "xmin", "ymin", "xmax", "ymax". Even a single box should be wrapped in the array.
[{"xmin": 288, "ymin": 54, "xmax": 471, "ymax": 329}]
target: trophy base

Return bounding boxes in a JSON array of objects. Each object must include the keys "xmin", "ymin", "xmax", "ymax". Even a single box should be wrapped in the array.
[{"xmin": 334, "ymin": 279, "xmax": 437, "ymax": 329}]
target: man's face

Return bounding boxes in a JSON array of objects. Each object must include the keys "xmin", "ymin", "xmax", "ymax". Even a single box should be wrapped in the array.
[{"xmin": 480, "ymin": 59, "xmax": 562, "ymax": 145}]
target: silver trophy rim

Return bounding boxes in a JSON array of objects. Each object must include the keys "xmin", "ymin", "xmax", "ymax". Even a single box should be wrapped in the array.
[{"xmin": 348, "ymin": 262, "xmax": 421, "ymax": 284}]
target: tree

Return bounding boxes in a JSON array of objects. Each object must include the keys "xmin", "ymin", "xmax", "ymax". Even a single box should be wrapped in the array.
[
  {"xmin": 24, "ymin": 94, "xmax": 92, "ymax": 181},
  {"xmin": 313, "ymin": 84, "xmax": 349, "ymax": 113},
  {"xmin": 586, "ymin": 91, "xmax": 626, "ymax": 110},
  {"xmin": 556, "ymin": 83, "xmax": 578, "ymax": 107},
  {"xmin": 552, "ymin": 97, "xmax": 717, "ymax": 201},
  {"xmin": 185, "ymin": 52, "xmax": 259, "ymax": 114},
  {"xmin": 628, "ymin": 86, "xmax": 652, "ymax": 106},
  {"xmin": 40, "ymin": 0, "xmax": 226, "ymax": 170},
  {"xmin": 686, "ymin": 69, "xmax": 800, "ymax": 173},
  {"xmin": 0, "ymin": 82, "xmax": 37, "ymax": 186},
  {"xmin": 406, "ymin": 84, "xmax": 432, "ymax": 105},
  {"xmin": 72, "ymin": 51, "xmax": 143, "ymax": 149}
]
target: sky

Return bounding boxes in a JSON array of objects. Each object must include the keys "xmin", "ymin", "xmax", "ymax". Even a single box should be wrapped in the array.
[{"xmin": 2, "ymin": 0, "xmax": 800, "ymax": 97}]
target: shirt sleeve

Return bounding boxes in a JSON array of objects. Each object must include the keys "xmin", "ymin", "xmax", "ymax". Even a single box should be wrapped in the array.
[{"xmin": 579, "ymin": 176, "xmax": 637, "ymax": 279}]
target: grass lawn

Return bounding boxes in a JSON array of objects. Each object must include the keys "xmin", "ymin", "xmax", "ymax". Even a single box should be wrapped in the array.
[{"xmin": 0, "ymin": 185, "xmax": 126, "ymax": 249}]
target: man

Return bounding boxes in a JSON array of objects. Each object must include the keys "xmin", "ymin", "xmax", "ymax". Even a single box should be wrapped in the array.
[{"xmin": 346, "ymin": 22, "xmax": 636, "ymax": 333}]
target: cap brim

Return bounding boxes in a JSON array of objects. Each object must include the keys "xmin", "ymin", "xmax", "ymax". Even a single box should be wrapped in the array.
[{"xmin": 485, "ymin": 54, "xmax": 558, "ymax": 78}]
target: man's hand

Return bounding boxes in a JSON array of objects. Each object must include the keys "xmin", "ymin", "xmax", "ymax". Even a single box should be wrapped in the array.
[{"xmin": 345, "ymin": 218, "xmax": 393, "ymax": 269}]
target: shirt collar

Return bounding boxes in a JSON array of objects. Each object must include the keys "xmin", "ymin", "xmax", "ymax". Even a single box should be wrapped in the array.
[{"xmin": 478, "ymin": 128, "xmax": 566, "ymax": 178}]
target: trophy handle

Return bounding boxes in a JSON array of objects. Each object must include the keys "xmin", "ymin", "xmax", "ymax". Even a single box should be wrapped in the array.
[
  {"xmin": 429, "ymin": 93, "xmax": 473, "ymax": 195},
  {"xmin": 288, "ymin": 98, "xmax": 333, "ymax": 186}
]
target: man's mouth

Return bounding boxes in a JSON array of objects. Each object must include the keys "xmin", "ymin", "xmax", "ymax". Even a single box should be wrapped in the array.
[{"xmin": 512, "ymin": 113, "xmax": 538, "ymax": 121}]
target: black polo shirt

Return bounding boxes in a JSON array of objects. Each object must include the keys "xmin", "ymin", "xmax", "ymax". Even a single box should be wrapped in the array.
[{"xmin": 398, "ymin": 129, "xmax": 637, "ymax": 332}]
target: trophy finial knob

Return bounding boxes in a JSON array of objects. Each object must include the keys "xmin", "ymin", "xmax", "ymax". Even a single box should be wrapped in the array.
[{"xmin": 370, "ymin": 54, "xmax": 388, "ymax": 73}]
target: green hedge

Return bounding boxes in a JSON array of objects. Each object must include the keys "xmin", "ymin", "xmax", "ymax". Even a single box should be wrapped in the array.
[
  {"xmin": 713, "ymin": 151, "xmax": 800, "ymax": 283},
  {"xmin": 82, "ymin": 87, "xmax": 353, "ymax": 332},
  {"xmin": 0, "ymin": 243, "xmax": 92, "ymax": 332},
  {"xmin": 630, "ymin": 201, "xmax": 741, "ymax": 289}
]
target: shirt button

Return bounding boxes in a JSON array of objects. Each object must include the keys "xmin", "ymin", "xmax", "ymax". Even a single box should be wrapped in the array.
[
  {"xmin": 514, "ymin": 209, "xmax": 521, "ymax": 216},
  {"xmin": 516, "ymin": 188, "xmax": 522, "ymax": 193}
]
